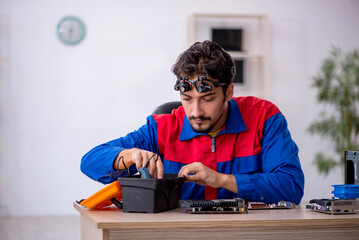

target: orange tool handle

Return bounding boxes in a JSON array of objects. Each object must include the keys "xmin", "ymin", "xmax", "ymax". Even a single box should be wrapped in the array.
[{"xmin": 79, "ymin": 181, "xmax": 122, "ymax": 209}]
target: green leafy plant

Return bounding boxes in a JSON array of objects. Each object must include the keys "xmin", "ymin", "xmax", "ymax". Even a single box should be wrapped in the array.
[{"xmin": 308, "ymin": 47, "xmax": 359, "ymax": 175}]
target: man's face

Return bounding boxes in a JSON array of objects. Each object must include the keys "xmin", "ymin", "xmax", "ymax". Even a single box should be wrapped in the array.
[{"xmin": 179, "ymin": 75, "xmax": 233, "ymax": 133}]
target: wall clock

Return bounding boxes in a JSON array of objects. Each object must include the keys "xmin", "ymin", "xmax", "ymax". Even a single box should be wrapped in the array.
[{"xmin": 57, "ymin": 16, "xmax": 86, "ymax": 45}]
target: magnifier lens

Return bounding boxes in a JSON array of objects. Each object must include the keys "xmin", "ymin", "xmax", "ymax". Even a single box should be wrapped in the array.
[
  {"xmin": 196, "ymin": 85, "xmax": 204, "ymax": 93},
  {"xmin": 179, "ymin": 86, "xmax": 186, "ymax": 92},
  {"xmin": 175, "ymin": 76, "xmax": 224, "ymax": 93}
]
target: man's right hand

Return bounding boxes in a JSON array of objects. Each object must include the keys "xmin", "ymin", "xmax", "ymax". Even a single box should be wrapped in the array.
[{"xmin": 113, "ymin": 148, "xmax": 163, "ymax": 179}]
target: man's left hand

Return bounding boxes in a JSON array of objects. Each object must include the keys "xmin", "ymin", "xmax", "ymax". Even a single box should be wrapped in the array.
[{"xmin": 177, "ymin": 162, "xmax": 237, "ymax": 193}]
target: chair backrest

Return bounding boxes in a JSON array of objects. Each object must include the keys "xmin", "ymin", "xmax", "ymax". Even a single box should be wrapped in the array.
[{"xmin": 152, "ymin": 101, "xmax": 182, "ymax": 114}]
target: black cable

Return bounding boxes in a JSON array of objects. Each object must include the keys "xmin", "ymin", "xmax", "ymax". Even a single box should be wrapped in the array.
[
  {"xmin": 155, "ymin": 154, "xmax": 159, "ymax": 162},
  {"xmin": 122, "ymin": 157, "xmax": 130, "ymax": 176},
  {"xmin": 117, "ymin": 156, "xmax": 130, "ymax": 176},
  {"xmin": 144, "ymin": 153, "xmax": 158, "ymax": 168}
]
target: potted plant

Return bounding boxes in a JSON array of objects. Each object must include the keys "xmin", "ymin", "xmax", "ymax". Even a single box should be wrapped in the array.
[{"xmin": 308, "ymin": 47, "xmax": 359, "ymax": 175}]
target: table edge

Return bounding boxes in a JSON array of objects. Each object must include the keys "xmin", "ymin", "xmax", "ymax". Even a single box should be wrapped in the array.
[{"xmin": 73, "ymin": 202, "xmax": 359, "ymax": 230}]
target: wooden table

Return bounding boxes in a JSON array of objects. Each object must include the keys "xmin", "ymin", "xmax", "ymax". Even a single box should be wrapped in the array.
[{"xmin": 73, "ymin": 202, "xmax": 359, "ymax": 240}]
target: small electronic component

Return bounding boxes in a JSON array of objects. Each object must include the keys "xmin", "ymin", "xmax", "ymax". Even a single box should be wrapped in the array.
[
  {"xmin": 306, "ymin": 151, "xmax": 359, "ymax": 215},
  {"xmin": 179, "ymin": 198, "xmax": 247, "ymax": 214},
  {"xmin": 345, "ymin": 151, "xmax": 359, "ymax": 185},
  {"xmin": 307, "ymin": 185, "xmax": 359, "ymax": 215},
  {"xmin": 248, "ymin": 201, "xmax": 295, "ymax": 210},
  {"xmin": 306, "ymin": 198, "xmax": 359, "ymax": 215},
  {"xmin": 332, "ymin": 184, "xmax": 359, "ymax": 199}
]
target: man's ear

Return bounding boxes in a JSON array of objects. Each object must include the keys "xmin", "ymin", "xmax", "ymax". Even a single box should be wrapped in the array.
[{"xmin": 225, "ymin": 83, "xmax": 234, "ymax": 101}]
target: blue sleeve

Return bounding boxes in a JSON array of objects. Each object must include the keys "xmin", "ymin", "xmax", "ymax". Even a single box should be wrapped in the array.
[
  {"xmin": 234, "ymin": 113, "xmax": 305, "ymax": 204},
  {"xmin": 80, "ymin": 116, "xmax": 159, "ymax": 184}
]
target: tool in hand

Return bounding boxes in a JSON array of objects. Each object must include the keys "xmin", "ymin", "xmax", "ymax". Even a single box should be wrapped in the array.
[{"xmin": 138, "ymin": 153, "xmax": 158, "ymax": 179}]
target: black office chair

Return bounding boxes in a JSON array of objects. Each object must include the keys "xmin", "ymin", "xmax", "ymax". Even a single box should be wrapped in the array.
[{"xmin": 152, "ymin": 101, "xmax": 182, "ymax": 114}]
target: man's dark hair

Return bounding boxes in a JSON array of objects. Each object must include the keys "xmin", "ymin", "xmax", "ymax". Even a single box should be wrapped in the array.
[{"xmin": 172, "ymin": 41, "xmax": 236, "ymax": 90}]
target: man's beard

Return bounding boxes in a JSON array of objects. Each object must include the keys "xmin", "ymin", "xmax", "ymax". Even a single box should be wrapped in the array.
[
  {"xmin": 189, "ymin": 116, "xmax": 212, "ymax": 133},
  {"xmin": 188, "ymin": 112, "xmax": 224, "ymax": 133},
  {"xmin": 187, "ymin": 96, "xmax": 228, "ymax": 133}
]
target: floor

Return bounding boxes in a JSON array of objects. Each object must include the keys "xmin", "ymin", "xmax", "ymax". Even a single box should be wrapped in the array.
[{"xmin": 0, "ymin": 216, "xmax": 80, "ymax": 240}]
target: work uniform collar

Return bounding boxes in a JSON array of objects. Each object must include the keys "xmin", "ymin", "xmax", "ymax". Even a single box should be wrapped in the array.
[{"xmin": 179, "ymin": 98, "xmax": 247, "ymax": 141}]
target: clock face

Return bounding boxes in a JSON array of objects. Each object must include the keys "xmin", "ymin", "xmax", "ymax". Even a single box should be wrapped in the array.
[{"xmin": 57, "ymin": 16, "xmax": 86, "ymax": 45}]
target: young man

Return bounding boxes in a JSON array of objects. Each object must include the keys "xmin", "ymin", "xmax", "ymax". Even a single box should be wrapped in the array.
[{"xmin": 81, "ymin": 41, "xmax": 304, "ymax": 204}]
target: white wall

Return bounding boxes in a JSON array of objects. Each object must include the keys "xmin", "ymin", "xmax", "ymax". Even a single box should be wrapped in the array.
[{"xmin": 0, "ymin": 0, "xmax": 358, "ymax": 216}]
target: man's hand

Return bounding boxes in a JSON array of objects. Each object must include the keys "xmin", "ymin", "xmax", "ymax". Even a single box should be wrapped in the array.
[
  {"xmin": 178, "ymin": 162, "xmax": 238, "ymax": 193},
  {"xmin": 113, "ymin": 148, "xmax": 163, "ymax": 179}
]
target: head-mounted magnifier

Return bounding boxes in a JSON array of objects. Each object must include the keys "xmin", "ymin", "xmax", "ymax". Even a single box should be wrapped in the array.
[{"xmin": 174, "ymin": 76, "xmax": 227, "ymax": 93}]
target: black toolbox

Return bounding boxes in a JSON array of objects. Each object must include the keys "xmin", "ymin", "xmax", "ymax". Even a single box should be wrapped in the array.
[{"xmin": 118, "ymin": 174, "xmax": 184, "ymax": 213}]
